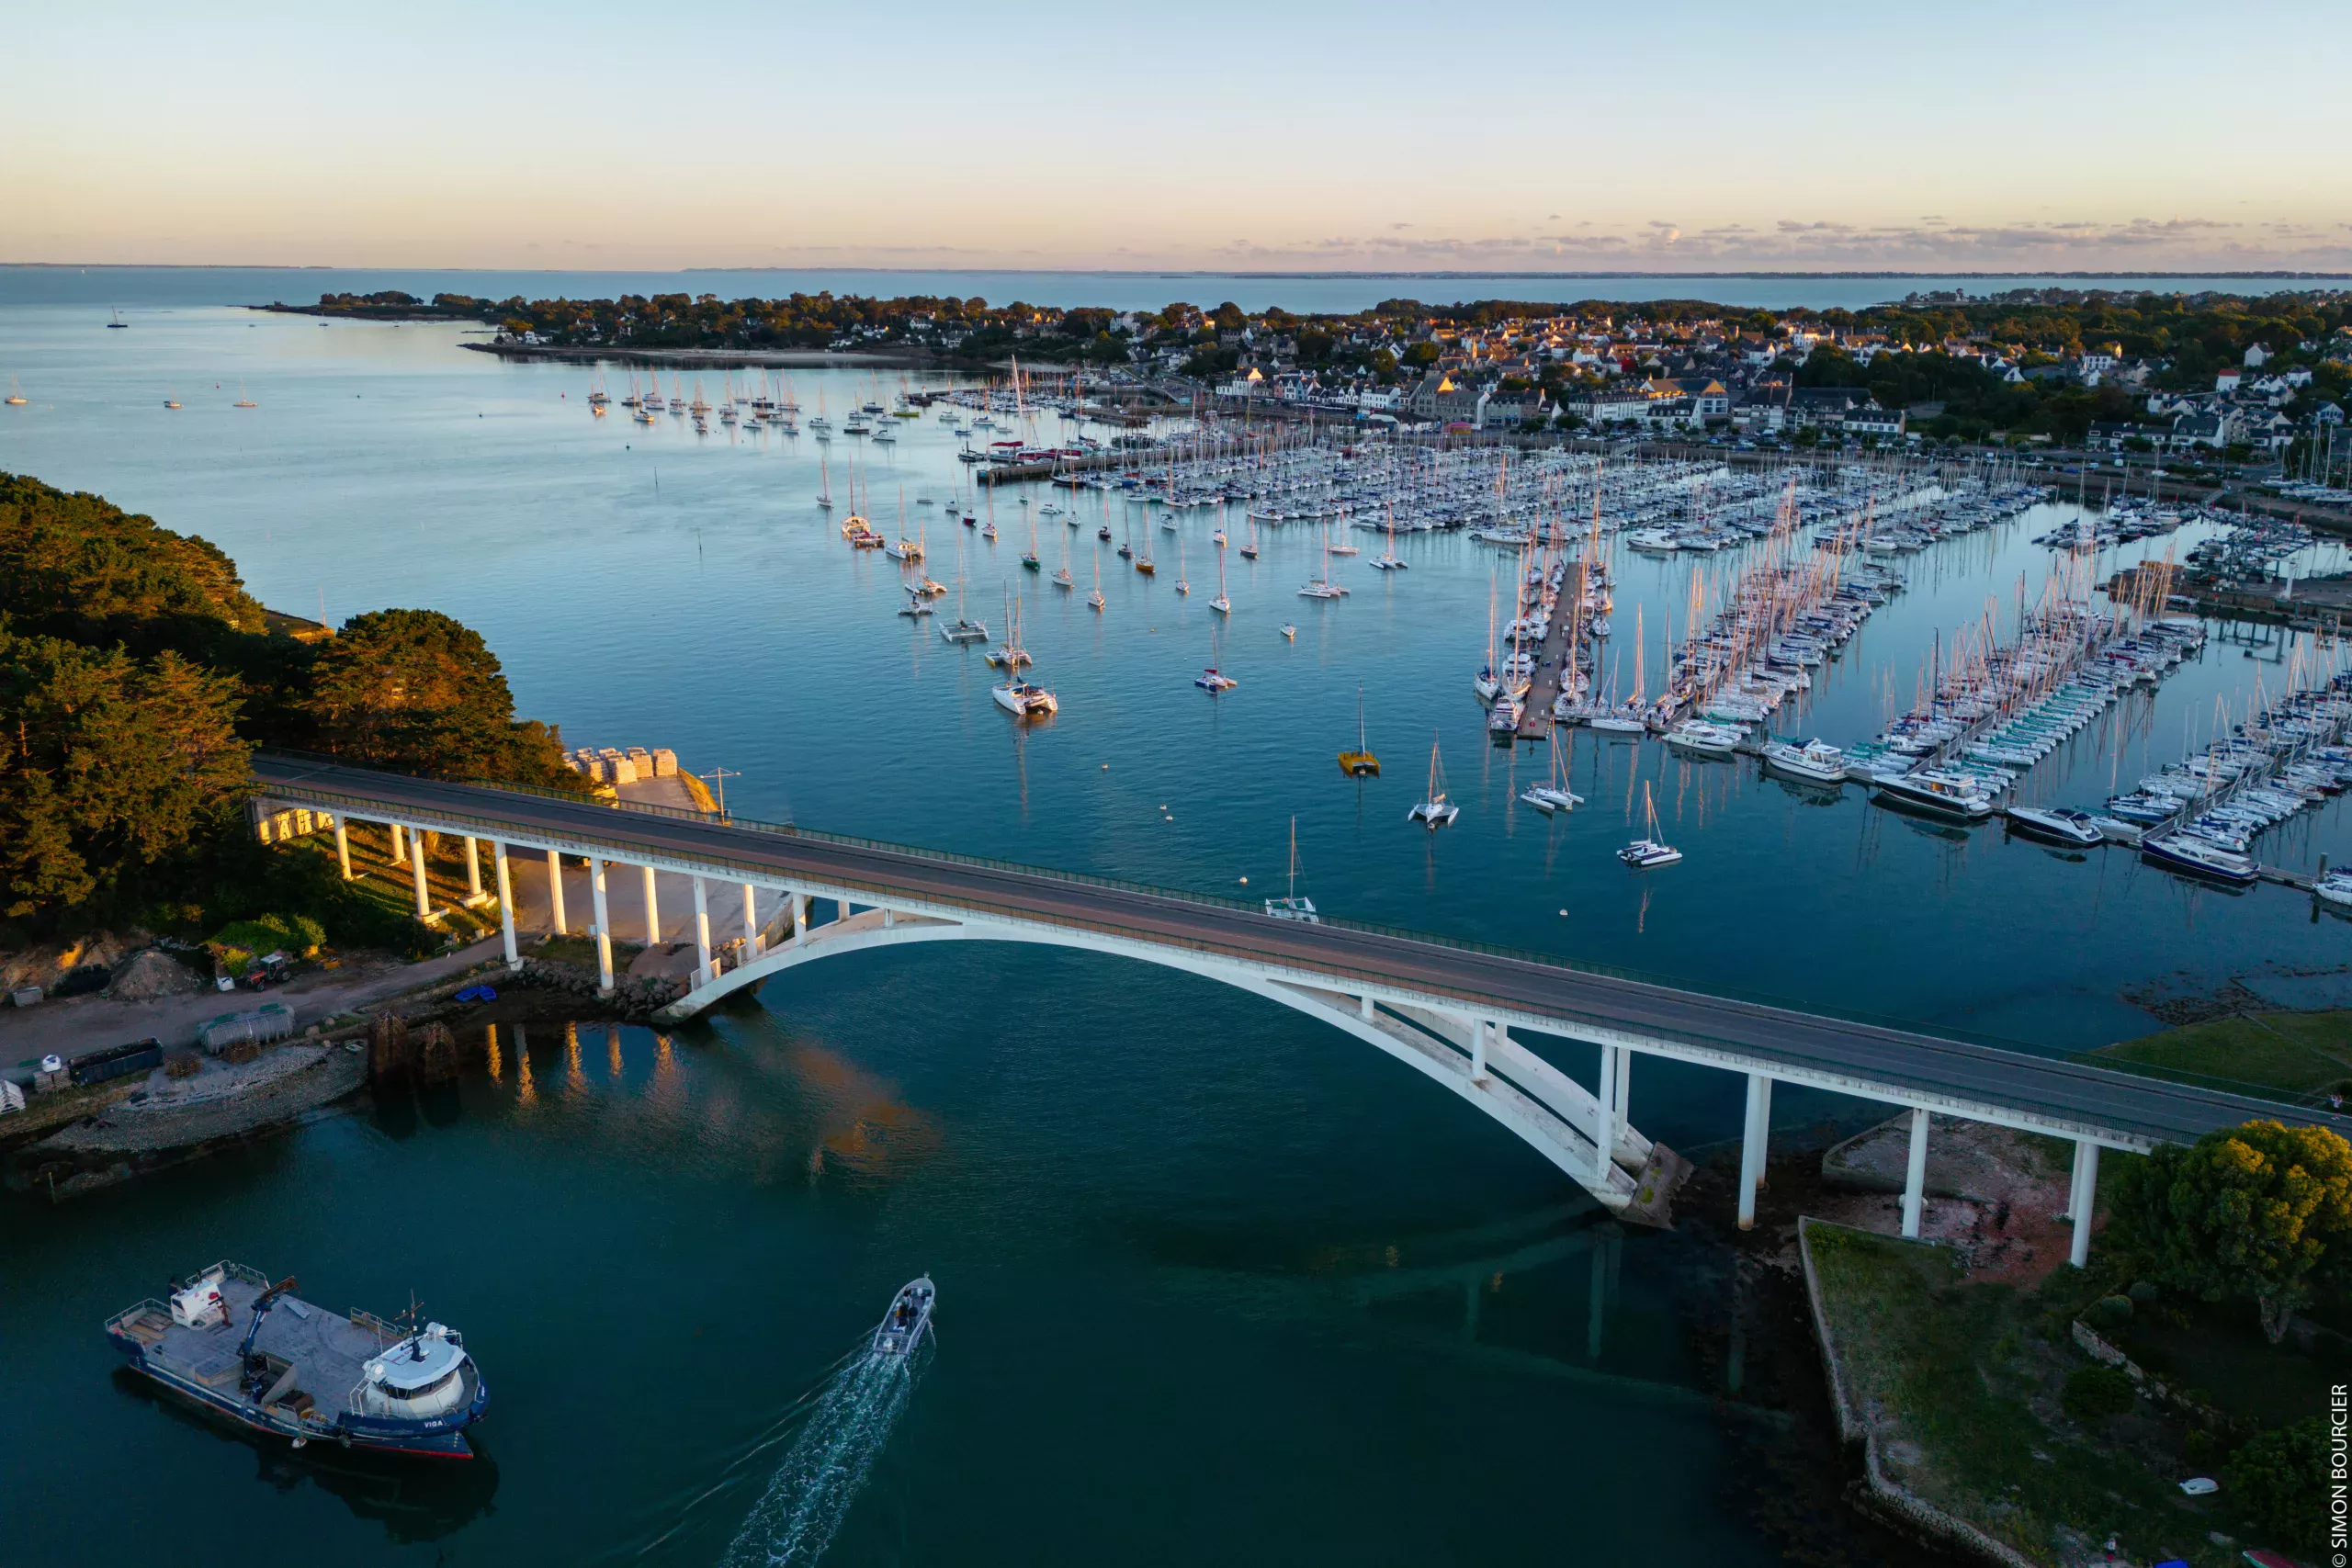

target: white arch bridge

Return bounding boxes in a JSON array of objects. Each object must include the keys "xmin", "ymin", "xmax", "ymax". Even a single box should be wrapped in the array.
[{"xmin": 252, "ymin": 756, "xmax": 2350, "ymax": 1257}]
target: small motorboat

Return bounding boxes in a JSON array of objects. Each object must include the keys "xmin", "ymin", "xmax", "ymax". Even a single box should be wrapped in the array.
[
  {"xmin": 1279, "ymin": 624, "xmax": 1296, "ymax": 641},
  {"xmin": 872, "ymin": 1276, "xmax": 935, "ymax": 1358},
  {"xmin": 2315, "ymin": 871, "xmax": 2352, "ymax": 909}
]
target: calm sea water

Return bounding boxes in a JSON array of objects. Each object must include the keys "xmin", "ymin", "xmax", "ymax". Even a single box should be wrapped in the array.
[
  {"xmin": 3, "ymin": 305, "xmax": 2346, "ymax": 1566},
  {"xmin": 3, "ymin": 265, "xmax": 2340, "ymax": 314}
]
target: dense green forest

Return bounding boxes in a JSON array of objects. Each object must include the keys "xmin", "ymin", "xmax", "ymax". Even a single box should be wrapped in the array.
[{"xmin": 0, "ymin": 473, "xmax": 582, "ymax": 943}]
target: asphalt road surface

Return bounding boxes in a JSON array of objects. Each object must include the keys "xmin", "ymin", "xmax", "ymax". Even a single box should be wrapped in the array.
[{"xmin": 254, "ymin": 755, "xmax": 2346, "ymax": 1148}]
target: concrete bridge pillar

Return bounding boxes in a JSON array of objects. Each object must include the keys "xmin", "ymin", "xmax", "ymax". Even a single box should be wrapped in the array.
[
  {"xmin": 2067, "ymin": 1140, "xmax": 2100, "ymax": 1268},
  {"xmin": 692, "ymin": 877, "xmax": 714, "ymax": 984},
  {"xmin": 1736, "ymin": 1073, "xmax": 1773, "ymax": 1230},
  {"xmin": 408, "ymin": 828, "xmax": 432, "ymax": 920},
  {"xmin": 390, "ymin": 822, "xmax": 406, "ymax": 864},
  {"xmin": 547, "ymin": 849, "xmax": 568, "ymax": 936},
  {"xmin": 463, "ymin": 837, "xmax": 484, "ymax": 904},
  {"xmin": 1596, "ymin": 1041, "xmax": 1620, "ymax": 1176},
  {"xmin": 1358, "ymin": 993, "xmax": 1374, "ymax": 1021},
  {"xmin": 334, "ymin": 817, "xmax": 353, "ymax": 880},
  {"xmin": 494, "ymin": 840, "xmax": 519, "ymax": 970},
  {"xmin": 791, "ymin": 891, "xmax": 808, "ymax": 944},
  {"xmin": 642, "ymin": 864, "xmax": 662, "ymax": 946},
  {"xmin": 590, "ymin": 857, "xmax": 615, "ymax": 996},
  {"xmin": 1900, "ymin": 1107, "xmax": 1930, "ymax": 1239},
  {"xmin": 741, "ymin": 885, "xmax": 760, "ymax": 956},
  {"xmin": 838, "ymin": 897, "xmax": 851, "ymax": 922}
]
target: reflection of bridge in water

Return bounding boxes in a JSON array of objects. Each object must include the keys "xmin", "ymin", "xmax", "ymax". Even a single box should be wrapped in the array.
[
  {"xmin": 252, "ymin": 755, "xmax": 2352, "ymax": 1261},
  {"xmin": 1158, "ymin": 1203, "xmax": 1773, "ymax": 1416}
]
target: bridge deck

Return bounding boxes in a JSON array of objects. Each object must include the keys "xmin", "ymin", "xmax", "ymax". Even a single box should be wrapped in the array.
[{"xmin": 251, "ymin": 755, "xmax": 2344, "ymax": 1151}]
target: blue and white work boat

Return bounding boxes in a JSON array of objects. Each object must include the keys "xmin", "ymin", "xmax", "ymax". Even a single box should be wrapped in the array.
[
  {"xmin": 872, "ymin": 1276, "xmax": 936, "ymax": 1359},
  {"xmin": 105, "ymin": 1261, "xmax": 489, "ymax": 1458}
]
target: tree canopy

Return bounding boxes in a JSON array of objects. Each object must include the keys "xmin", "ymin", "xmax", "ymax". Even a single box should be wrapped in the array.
[
  {"xmin": 303, "ymin": 608, "xmax": 576, "ymax": 788},
  {"xmin": 2109, "ymin": 1119, "xmax": 2352, "ymax": 1341},
  {"xmin": 0, "ymin": 472, "xmax": 582, "ymax": 937},
  {"xmin": 0, "ymin": 626, "xmax": 251, "ymax": 920}
]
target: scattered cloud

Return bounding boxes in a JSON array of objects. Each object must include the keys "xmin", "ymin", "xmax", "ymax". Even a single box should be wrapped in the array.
[{"xmin": 1173, "ymin": 210, "xmax": 2352, "ymax": 273}]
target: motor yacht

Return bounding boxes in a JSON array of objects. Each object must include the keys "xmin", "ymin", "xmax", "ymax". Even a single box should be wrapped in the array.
[
  {"xmin": 2004, "ymin": 806, "xmax": 2106, "ymax": 848},
  {"xmin": 1760, "ymin": 738, "xmax": 1846, "ymax": 784}
]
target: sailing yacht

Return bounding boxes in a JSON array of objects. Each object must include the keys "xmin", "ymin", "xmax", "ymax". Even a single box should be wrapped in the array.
[
  {"xmin": 1263, "ymin": 818, "xmax": 1318, "ymax": 921},
  {"xmin": 1408, "ymin": 735, "xmax": 1459, "ymax": 828},
  {"xmin": 6, "ymin": 377, "xmax": 31, "ymax": 406},
  {"xmin": 1209, "ymin": 547, "xmax": 1232, "ymax": 615},
  {"xmin": 162, "ymin": 390, "xmax": 181, "ymax": 409},
  {"xmin": 232, "ymin": 382, "xmax": 256, "ymax": 409},
  {"xmin": 1087, "ymin": 554, "xmax": 1106, "ymax": 611},
  {"xmin": 939, "ymin": 555, "xmax": 989, "ymax": 643},
  {"xmin": 1520, "ymin": 730, "xmax": 1582, "ymax": 812},
  {"xmin": 1617, "ymin": 783, "xmax": 1681, "ymax": 867},
  {"xmin": 1174, "ymin": 535, "xmax": 1190, "ymax": 595},
  {"xmin": 1297, "ymin": 532, "xmax": 1348, "ymax": 598},
  {"xmin": 989, "ymin": 604, "xmax": 1054, "ymax": 716},
  {"xmin": 1338, "ymin": 686, "xmax": 1379, "ymax": 776}
]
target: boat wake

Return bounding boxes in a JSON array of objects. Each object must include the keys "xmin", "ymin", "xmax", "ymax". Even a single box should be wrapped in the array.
[{"xmin": 717, "ymin": 1342, "xmax": 927, "ymax": 1568}]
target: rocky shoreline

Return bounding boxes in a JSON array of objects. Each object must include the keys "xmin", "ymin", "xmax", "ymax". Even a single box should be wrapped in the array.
[{"xmin": 5, "ymin": 953, "xmax": 691, "ymax": 1199}]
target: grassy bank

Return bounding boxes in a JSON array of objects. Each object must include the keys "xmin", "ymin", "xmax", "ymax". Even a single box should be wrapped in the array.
[
  {"xmin": 1804, "ymin": 1221, "xmax": 2249, "ymax": 1567},
  {"xmin": 2090, "ymin": 1009, "xmax": 2352, "ymax": 1102}
]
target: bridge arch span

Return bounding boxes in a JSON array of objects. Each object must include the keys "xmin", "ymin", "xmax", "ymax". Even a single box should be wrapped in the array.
[{"xmin": 661, "ymin": 908, "xmax": 1653, "ymax": 1212}]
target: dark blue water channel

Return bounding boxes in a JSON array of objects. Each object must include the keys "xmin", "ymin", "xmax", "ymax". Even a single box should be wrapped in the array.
[{"xmin": 2, "ymin": 304, "xmax": 2346, "ymax": 1564}]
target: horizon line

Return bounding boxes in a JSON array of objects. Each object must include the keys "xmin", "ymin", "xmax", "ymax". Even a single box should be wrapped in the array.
[{"xmin": 5, "ymin": 262, "xmax": 2350, "ymax": 283}]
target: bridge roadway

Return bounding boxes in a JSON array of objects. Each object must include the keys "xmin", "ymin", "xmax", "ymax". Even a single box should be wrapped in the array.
[{"xmin": 251, "ymin": 755, "xmax": 2343, "ymax": 1166}]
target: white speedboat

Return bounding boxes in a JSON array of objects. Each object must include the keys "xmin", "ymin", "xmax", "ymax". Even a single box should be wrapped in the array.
[
  {"xmin": 1872, "ymin": 770, "xmax": 1995, "ymax": 821},
  {"xmin": 2314, "ymin": 872, "xmax": 2352, "ymax": 908},
  {"xmin": 872, "ymin": 1277, "xmax": 935, "ymax": 1358},
  {"xmin": 2004, "ymin": 806, "xmax": 2105, "ymax": 848}
]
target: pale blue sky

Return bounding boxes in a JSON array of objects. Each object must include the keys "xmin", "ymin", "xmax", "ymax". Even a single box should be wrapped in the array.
[{"xmin": 6, "ymin": 0, "xmax": 2346, "ymax": 270}]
